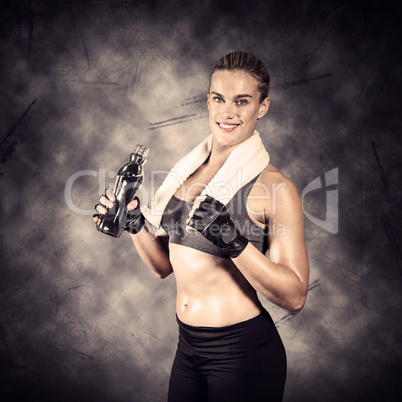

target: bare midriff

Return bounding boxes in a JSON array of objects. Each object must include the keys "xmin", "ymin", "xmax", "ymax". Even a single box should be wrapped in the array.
[{"xmin": 169, "ymin": 243, "xmax": 262, "ymax": 327}]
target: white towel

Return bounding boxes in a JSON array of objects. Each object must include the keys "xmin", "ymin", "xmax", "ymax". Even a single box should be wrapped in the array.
[{"xmin": 142, "ymin": 130, "xmax": 270, "ymax": 230}]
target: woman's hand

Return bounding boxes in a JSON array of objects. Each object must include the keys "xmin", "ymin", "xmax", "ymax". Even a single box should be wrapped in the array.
[
  {"xmin": 93, "ymin": 189, "xmax": 143, "ymax": 234},
  {"xmin": 93, "ymin": 189, "xmax": 116, "ymax": 223},
  {"xmin": 186, "ymin": 195, "xmax": 249, "ymax": 258}
]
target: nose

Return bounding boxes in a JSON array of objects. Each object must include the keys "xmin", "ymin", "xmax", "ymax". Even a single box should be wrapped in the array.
[{"xmin": 220, "ymin": 101, "xmax": 236, "ymax": 119}]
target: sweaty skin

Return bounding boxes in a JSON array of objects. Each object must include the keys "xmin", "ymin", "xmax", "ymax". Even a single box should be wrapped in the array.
[
  {"xmin": 169, "ymin": 161, "xmax": 265, "ymax": 327},
  {"xmin": 96, "ymin": 70, "xmax": 309, "ymax": 327}
]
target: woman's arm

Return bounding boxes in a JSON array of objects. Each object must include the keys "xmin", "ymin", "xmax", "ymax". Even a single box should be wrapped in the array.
[
  {"xmin": 187, "ymin": 172, "xmax": 309, "ymax": 315},
  {"xmin": 95, "ymin": 190, "xmax": 173, "ymax": 279},
  {"xmin": 130, "ymin": 221, "xmax": 173, "ymax": 279},
  {"xmin": 233, "ymin": 178, "xmax": 309, "ymax": 315}
]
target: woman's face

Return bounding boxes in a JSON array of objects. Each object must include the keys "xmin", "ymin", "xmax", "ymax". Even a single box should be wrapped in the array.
[{"xmin": 207, "ymin": 70, "xmax": 270, "ymax": 148}]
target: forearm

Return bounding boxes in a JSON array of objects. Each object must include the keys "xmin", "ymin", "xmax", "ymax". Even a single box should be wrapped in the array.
[
  {"xmin": 187, "ymin": 191, "xmax": 309, "ymax": 314},
  {"xmin": 233, "ymin": 243, "xmax": 308, "ymax": 315},
  {"xmin": 130, "ymin": 221, "xmax": 173, "ymax": 279}
]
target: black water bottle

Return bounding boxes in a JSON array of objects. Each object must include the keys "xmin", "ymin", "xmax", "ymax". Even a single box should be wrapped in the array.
[{"xmin": 97, "ymin": 144, "xmax": 149, "ymax": 238}]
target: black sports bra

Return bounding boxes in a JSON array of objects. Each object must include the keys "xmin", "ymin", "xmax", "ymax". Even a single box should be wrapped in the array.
[{"xmin": 160, "ymin": 175, "xmax": 269, "ymax": 259}]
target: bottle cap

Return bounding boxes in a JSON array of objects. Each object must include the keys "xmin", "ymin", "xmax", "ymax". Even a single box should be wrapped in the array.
[{"xmin": 133, "ymin": 144, "xmax": 149, "ymax": 159}]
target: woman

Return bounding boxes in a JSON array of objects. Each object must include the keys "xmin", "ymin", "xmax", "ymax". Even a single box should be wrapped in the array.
[{"xmin": 94, "ymin": 51, "xmax": 309, "ymax": 401}]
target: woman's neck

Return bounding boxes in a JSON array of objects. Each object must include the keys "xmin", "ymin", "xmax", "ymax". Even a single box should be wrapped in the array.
[{"xmin": 207, "ymin": 140, "xmax": 238, "ymax": 169}]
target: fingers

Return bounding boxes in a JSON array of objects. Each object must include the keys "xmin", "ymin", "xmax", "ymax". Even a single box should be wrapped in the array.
[
  {"xmin": 188, "ymin": 195, "xmax": 219, "ymax": 217},
  {"xmin": 194, "ymin": 194, "xmax": 207, "ymax": 205},
  {"xmin": 94, "ymin": 203, "xmax": 107, "ymax": 215},
  {"xmin": 106, "ymin": 188, "xmax": 115, "ymax": 202},
  {"xmin": 186, "ymin": 216, "xmax": 197, "ymax": 231},
  {"xmin": 93, "ymin": 189, "xmax": 115, "ymax": 220},
  {"xmin": 186, "ymin": 195, "xmax": 226, "ymax": 227},
  {"xmin": 191, "ymin": 195, "xmax": 207, "ymax": 213},
  {"xmin": 101, "ymin": 190, "xmax": 115, "ymax": 208},
  {"xmin": 127, "ymin": 198, "xmax": 139, "ymax": 211},
  {"xmin": 186, "ymin": 195, "xmax": 206, "ymax": 223},
  {"xmin": 186, "ymin": 194, "xmax": 212, "ymax": 227}
]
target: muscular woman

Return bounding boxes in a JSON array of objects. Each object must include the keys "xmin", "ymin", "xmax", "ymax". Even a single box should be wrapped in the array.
[{"xmin": 94, "ymin": 51, "xmax": 309, "ymax": 402}]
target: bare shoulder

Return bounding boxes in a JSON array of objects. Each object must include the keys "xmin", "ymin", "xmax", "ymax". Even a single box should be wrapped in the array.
[
  {"xmin": 256, "ymin": 164, "xmax": 303, "ymax": 220},
  {"xmin": 258, "ymin": 164, "xmax": 300, "ymax": 197}
]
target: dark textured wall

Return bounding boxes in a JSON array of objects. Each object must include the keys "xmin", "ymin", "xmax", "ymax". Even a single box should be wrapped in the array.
[{"xmin": 1, "ymin": 1, "xmax": 401, "ymax": 401}]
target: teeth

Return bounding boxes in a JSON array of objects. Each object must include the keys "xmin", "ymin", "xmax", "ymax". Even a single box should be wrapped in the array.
[{"xmin": 219, "ymin": 123, "xmax": 238, "ymax": 129}]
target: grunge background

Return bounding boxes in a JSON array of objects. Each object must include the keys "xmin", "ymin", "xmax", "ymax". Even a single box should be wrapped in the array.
[{"xmin": 1, "ymin": 1, "xmax": 401, "ymax": 401}]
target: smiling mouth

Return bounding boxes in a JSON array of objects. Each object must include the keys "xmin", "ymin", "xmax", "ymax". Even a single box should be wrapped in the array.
[{"xmin": 218, "ymin": 123, "xmax": 240, "ymax": 129}]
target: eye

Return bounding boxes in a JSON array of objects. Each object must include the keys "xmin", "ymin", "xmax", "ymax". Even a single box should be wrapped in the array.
[
  {"xmin": 236, "ymin": 99, "xmax": 248, "ymax": 106},
  {"xmin": 213, "ymin": 96, "xmax": 224, "ymax": 103}
]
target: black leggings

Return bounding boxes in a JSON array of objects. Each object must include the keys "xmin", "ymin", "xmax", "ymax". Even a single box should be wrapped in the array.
[{"xmin": 168, "ymin": 309, "xmax": 287, "ymax": 402}]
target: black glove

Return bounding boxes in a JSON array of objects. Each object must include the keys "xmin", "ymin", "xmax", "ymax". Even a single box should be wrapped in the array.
[
  {"xmin": 93, "ymin": 196, "xmax": 107, "ymax": 221},
  {"xmin": 187, "ymin": 195, "xmax": 249, "ymax": 258},
  {"xmin": 94, "ymin": 194, "xmax": 145, "ymax": 235},
  {"xmin": 124, "ymin": 196, "xmax": 145, "ymax": 235}
]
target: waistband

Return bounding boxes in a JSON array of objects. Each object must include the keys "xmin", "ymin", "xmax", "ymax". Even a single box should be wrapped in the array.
[
  {"xmin": 176, "ymin": 310, "xmax": 268, "ymax": 333},
  {"xmin": 176, "ymin": 309, "xmax": 277, "ymax": 356}
]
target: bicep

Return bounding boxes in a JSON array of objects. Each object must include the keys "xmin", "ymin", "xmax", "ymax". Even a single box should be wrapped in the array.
[{"xmin": 267, "ymin": 182, "xmax": 309, "ymax": 284}]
